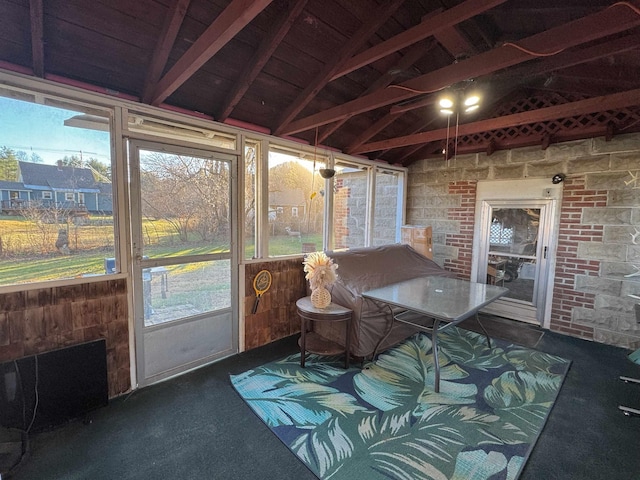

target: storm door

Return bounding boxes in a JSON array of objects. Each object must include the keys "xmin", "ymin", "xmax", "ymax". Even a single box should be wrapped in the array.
[
  {"xmin": 129, "ymin": 140, "xmax": 237, "ymax": 386},
  {"xmin": 472, "ymin": 179, "xmax": 562, "ymax": 326}
]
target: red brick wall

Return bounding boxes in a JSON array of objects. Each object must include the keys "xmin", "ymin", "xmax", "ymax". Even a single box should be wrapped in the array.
[
  {"xmin": 444, "ymin": 181, "xmax": 476, "ymax": 279},
  {"xmin": 549, "ymin": 176, "xmax": 605, "ymax": 338}
]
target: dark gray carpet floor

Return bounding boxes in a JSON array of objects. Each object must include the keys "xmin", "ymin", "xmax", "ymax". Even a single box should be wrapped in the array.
[{"xmin": 5, "ymin": 317, "xmax": 640, "ymax": 480}]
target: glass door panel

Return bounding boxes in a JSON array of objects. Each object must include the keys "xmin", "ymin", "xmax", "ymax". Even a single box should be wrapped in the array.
[
  {"xmin": 129, "ymin": 140, "xmax": 237, "ymax": 386},
  {"xmin": 487, "ymin": 208, "xmax": 540, "ymax": 304}
]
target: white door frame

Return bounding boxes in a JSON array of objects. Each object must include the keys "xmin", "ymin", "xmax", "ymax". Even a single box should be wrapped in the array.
[
  {"xmin": 471, "ymin": 179, "xmax": 563, "ymax": 328},
  {"xmin": 128, "ymin": 139, "xmax": 239, "ymax": 386}
]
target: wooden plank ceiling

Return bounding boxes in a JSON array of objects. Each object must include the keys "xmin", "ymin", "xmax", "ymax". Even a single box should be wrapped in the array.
[{"xmin": 1, "ymin": 0, "xmax": 640, "ymax": 166}]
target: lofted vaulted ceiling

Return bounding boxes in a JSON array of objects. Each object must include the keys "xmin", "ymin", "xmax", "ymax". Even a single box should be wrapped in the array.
[{"xmin": 1, "ymin": 0, "xmax": 640, "ymax": 166}]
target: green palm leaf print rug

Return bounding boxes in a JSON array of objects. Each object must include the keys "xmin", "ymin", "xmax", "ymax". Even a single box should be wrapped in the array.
[{"xmin": 230, "ymin": 328, "xmax": 570, "ymax": 480}]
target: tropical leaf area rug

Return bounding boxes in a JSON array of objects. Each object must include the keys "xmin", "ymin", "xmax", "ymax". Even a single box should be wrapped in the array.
[{"xmin": 230, "ymin": 327, "xmax": 570, "ymax": 480}]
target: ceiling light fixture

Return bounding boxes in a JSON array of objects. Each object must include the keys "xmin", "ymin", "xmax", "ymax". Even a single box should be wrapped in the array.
[{"xmin": 437, "ymin": 88, "xmax": 482, "ymax": 163}]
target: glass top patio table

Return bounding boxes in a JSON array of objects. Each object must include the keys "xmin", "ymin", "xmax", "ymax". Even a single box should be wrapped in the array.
[
  {"xmin": 362, "ymin": 276, "xmax": 508, "ymax": 323},
  {"xmin": 362, "ymin": 276, "xmax": 508, "ymax": 392}
]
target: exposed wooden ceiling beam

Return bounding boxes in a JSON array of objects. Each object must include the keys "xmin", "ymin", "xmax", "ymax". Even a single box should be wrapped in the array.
[
  {"xmin": 351, "ymin": 88, "xmax": 640, "ymax": 154},
  {"xmin": 390, "ymin": 31, "xmax": 640, "ymax": 117},
  {"xmin": 555, "ymin": 64, "xmax": 640, "ymax": 89},
  {"xmin": 319, "ymin": 40, "xmax": 433, "ymax": 144},
  {"xmin": 142, "ymin": 0, "xmax": 191, "ymax": 104},
  {"xmin": 379, "ymin": 118, "xmax": 437, "ymax": 161},
  {"xmin": 273, "ymin": 0, "xmax": 404, "ymax": 135},
  {"xmin": 282, "ymin": 2, "xmax": 640, "ymax": 136},
  {"xmin": 329, "ymin": 0, "xmax": 507, "ymax": 82},
  {"xmin": 218, "ymin": 0, "xmax": 308, "ymax": 122},
  {"xmin": 501, "ymin": 31, "xmax": 640, "ymax": 81},
  {"xmin": 389, "ymin": 96, "xmax": 436, "ymax": 115},
  {"xmin": 29, "ymin": 0, "xmax": 44, "ymax": 78},
  {"xmin": 347, "ymin": 111, "xmax": 404, "ymax": 153},
  {"xmin": 150, "ymin": 0, "xmax": 273, "ymax": 106},
  {"xmin": 433, "ymin": 26, "xmax": 476, "ymax": 59}
]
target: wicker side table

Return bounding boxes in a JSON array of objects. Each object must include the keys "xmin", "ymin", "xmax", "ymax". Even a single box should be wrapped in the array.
[{"xmin": 296, "ymin": 296, "xmax": 352, "ymax": 369}]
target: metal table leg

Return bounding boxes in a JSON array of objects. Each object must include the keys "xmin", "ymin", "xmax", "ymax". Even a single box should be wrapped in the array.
[
  {"xmin": 475, "ymin": 313, "xmax": 492, "ymax": 349},
  {"xmin": 432, "ymin": 319, "xmax": 441, "ymax": 393}
]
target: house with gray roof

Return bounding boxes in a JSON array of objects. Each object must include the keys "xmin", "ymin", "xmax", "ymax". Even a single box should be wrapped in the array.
[{"xmin": 0, "ymin": 161, "xmax": 112, "ymax": 214}]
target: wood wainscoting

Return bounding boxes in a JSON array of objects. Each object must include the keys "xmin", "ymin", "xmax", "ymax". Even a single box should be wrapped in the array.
[{"xmin": 0, "ymin": 278, "xmax": 130, "ymax": 397}]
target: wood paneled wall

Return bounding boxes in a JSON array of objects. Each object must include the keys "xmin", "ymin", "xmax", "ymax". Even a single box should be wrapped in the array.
[
  {"xmin": 0, "ymin": 260, "xmax": 308, "ymax": 399},
  {"xmin": 0, "ymin": 279, "xmax": 130, "ymax": 397},
  {"xmin": 244, "ymin": 259, "xmax": 307, "ymax": 350}
]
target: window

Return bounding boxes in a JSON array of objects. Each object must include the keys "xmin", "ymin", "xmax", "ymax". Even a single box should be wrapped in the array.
[
  {"xmin": 78, "ymin": 192, "xmax": 85, "ymax": 205},
  {"xmin": 332, "ymin": 161, "xmax": 369, "ymax": 249},
  {"xmin": 332, "ymin": 161, "xmax": 405, "ymax": 250},
  {"xmin": 372, "ymin": 169, "xmax": 402, "ymax": 246},
  {"xmin": 267, "ymin": 145, "xmax": 326, "ymax": 256},
  {"xmin": 490, "ymin": 222, "xmax": 513, "ymax": 245},
  {"xmin": 0, "ymin": 89, "xmax": 115, "ymax": 286},
  {"xmin": 243, "ymin": 140, "xmax": 259, "ymax": 260}
]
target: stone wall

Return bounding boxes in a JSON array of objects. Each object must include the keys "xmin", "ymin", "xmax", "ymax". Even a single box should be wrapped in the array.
[{"xmin": 407, "ymin": 133, "xmax": 640, "ymax": 349}]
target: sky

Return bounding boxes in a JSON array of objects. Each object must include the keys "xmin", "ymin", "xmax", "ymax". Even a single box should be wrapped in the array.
[{"xmin": 0, "ymin": 96, "xmax": 111, "ymax": 165}]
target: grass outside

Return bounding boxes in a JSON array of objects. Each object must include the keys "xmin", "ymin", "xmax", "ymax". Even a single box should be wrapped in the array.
[{"xmin": 0, "ymin": 214, "xmax": 324, "ymax": 285}]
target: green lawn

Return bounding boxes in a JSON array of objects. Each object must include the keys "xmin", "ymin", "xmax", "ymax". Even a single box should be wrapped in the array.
[{"xmin": 0, "ymin": 233, "xmax": 323, "ymax": 285}]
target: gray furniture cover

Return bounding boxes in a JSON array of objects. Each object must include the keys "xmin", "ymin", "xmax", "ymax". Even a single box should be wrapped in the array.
[{"xmin": 315, "ymin": 244, "xmax": 457, "ymax": 358}]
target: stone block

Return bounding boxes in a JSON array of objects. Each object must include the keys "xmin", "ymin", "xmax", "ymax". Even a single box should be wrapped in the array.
[
  {"xmin": 433, "ymin": 169, "xmax": 464, "ymax": 183},
  {"xmin": 432, "ymin": 232, "xmax": 447, "ymax": 245},
  {"xmin": 494, "ymin": 163, "xmax": 525, "ymax": 179},
  {"xmin": 424, "ymin": 208, "xmax": 451, "ymax": 219},
  {"xmin": 581, "ymin": 207, "xmax": 632, "ymax": 225},
  {"xmin": 586, "ymin": 171, "xmax": 633, "ymax": 190},
  {"xmin": 574, "ymin": 274, "xmax": 621, "ymax": 296},
  {"xmin": 621, "ymin": 279, "xmax": 640, "ymax": 297},
  {"xmin": 408, "ymin": 162, "xmax": 426, "ymax": 174},
  {"xmin": 604, "ymin": 226, "xmax": 638, "ymax": 244},
  {"xmin": 510, "ymin": 146, "xmax": 546, "ymax": 163},
  {"xmin": 601, "ymin": 261, "xmax": 640, "ymax": 278},
  {"xmin": 546, "ymin": 139, "xmax": 592, "ymax": 159},
  {"xmin": 452, "ymin": 154, "xmax": 477, "ymax": 169},
  {"xmin": 423, "ymin": 184, "xmax": 449, "ymax": 195},
  {"xmin": 524, "ymin": 160, "xmax": 565, "ymax": 178},
  {"xmin": 567, "ymin": 155, "xmax": 610, "ymax": 174},
  {"xmin": 461, "ymin": 167, "xmax": 490, "ymax": 181},
  {"xmin": 429, "ymin": 219, "xmax": 460, "ymax": 234},
  {"xmin": 610, "ymin": 152, "xmax": 640, "ymax": 171},
  {"xmin": 593, "ymin": 132, "xmax": 640, "ymax": 154},
  {"xmin": 420, "ymin": 195, "xmax": 461, "ymax": 208},
  {"xmin": 619, "ymin": 312, "xmax": 640, "ymax": 333},
  {"xmin": 577, "ymin": 242, "xmax": 626, "ymax": 261},
  {"xmin": 434, "ymin": 243, "xmax": 458, "ymax": 258},
  {"xmin": 594, "ymin": 295, "xmax": 636, "ymax": 313},
  {"xmin": 477, "ymin": 150, "xmax": 509, "ymax": 167},
  {"xmin": 408, "ymin": 172, "xmax": 428, "ymax": 185},
  {"xmin": 628, "ymin": 245, "xmax": 640, "ymax": 263},
  {"xmin": 593, "ymin": 329, "xmax": 640, "ymax": 349},
  {"xmin": 572, "ymin": 306, "xmax": 615, "ymax": 328}
]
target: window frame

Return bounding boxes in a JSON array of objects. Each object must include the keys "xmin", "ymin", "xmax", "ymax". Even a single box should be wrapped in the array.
[
  {"xmin": 0, "ymin": 71, "xmax": 408, "ymax": 290},
  {"xmin": 0, "ymin": 82, "xmax": 119, "ymax": 291}
]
